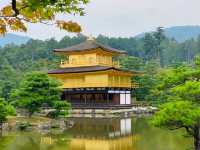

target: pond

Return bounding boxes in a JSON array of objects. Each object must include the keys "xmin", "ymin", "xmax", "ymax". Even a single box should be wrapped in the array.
[{"xmin": 0, "ymin": 117, "xmax": 192, "ymax": 150}]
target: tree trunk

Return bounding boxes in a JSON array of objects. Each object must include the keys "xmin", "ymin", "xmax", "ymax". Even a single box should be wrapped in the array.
[
  {"xmin": 194, "ymin": 137, "xmax": 200, "ymax": 150},
  {"xmin": 28, "ymin": 111, "xmax": 33, "ymax": 118},
  {"xmin": 0, "ymin": 122, "xmax": 3, "ymax": 132},
  {"xmin": 0, "ymin": 122, "xmax": 2, "ymax": 131},
  {"xmin": 159, "ymin": 49, "xmax": 165, "ymax": 67},
  {"xmin": 194, "ymin": 126, "xmax": 200, "ymax": 150}
]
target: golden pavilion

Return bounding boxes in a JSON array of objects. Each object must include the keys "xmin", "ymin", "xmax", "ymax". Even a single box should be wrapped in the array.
[{"xmin": 48, "ymin": 37, "xmax": 138, "ymax": 108}]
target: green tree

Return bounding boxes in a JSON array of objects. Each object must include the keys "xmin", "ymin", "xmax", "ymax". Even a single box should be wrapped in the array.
[
  {"xmin": 152, "ymin": 57, "xmax": 200, "ymax": 150},
  {"xmin": 11, "ymin": 72, "xmax": 66, "ymax": 117},
  {"xmin": 135, "ymin": 60, "xmax": 159, "ymax": 101},
  {"xmin": 147, "ymin": 64, "xmax": 191, "ymax": 103},
  {"xmin": 0, "ymin": 98, "xmax": 8, "ymax": 130},
  {"xmin": 50, "ymin": 101, "xmax": 71, "ymax": 118},
  {"xmin": 0, "ymin": 98, "xmax": 16, "ymax": 130},
  {"xmin": 120, "ymin": 56, "xmax": 144, "ymax": 71},
  {"xmin": 153, "ymin": 27, "xmax": 166, "ymax": 67},
  {"xmin": 181, "ymin": 39, "xmax": 197, "ymax": 63},
  {"xmin": 143, "ymin": 33, "xmax": 156, "ymax": 60},
  {"xmin": 152, "ymin": 101, "xmax": 200, "ymax": 150}
]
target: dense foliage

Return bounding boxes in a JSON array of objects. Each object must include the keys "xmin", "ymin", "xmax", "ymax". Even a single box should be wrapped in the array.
[
  {"xmin": 152, "ymin": 57, "xmax": 200, "ymax": 150},
  {"xmin": 0, "ymin": 98, "xmax": 8, "ymax": 128},
  {"xmin": 10, "ymin": 72, "xmax": 69, "ymax": 117},
  {"xmin": 50, "ymin": 101, "xmax": 71, "ymax": 118},
  {"xmin": 0, "ymin": 98, "xmax": 16, "ymax": 129},
  {"xmin": 0, "ymin": 0, "xmax": 89, "ymax": 35}
]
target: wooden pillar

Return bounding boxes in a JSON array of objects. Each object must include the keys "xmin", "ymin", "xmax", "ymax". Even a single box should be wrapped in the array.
[
  {"xmin": 80, "ymin": 94, "xmax": 83, "ymax": 104},
  {"xmin": 92, "ymin": 93, "xmax": 95, "ymax": 105},
  {"xmin": 107, "ymin": 93, "xmax": 109, "ymax": 104},
  {"xmin": 84, "ymin": 94, "xmax": 87, "ymax": 105}
]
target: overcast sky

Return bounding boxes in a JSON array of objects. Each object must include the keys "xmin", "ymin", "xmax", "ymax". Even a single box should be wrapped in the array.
[{"xmin": 1, "ymin": 0, "xmax": 200, "ymax": 40}]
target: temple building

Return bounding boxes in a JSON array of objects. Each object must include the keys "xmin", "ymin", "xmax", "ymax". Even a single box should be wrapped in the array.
[{"xmin": 48, "ymin": 37, "xmax": 138, "ymax": 108}]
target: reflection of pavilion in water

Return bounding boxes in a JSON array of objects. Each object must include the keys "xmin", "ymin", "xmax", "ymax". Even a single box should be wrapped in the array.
[
  {"xmin": 66, "ymin": 118, "xmax": 138, "ymax": 150},
  {"xmin": 40, "ymin": 118, "xmax": 138, "ymax": 150}
]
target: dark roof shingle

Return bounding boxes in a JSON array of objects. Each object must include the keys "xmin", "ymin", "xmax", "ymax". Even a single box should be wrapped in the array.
[
  {"xmin": 48, "ymin": 66, "xmax": 133, "ymax": 74},
  {"xmin": 54, "ymin": 40, "xmax": 127, "ymax": 54}
]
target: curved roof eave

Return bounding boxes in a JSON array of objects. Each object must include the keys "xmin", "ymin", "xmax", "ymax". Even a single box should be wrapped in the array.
[{"xmin": 53, "ymin": 40, "xmax": 128, "ymax": 54}]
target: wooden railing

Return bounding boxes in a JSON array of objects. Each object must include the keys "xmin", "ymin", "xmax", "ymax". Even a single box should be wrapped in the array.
[
  {"xmin": 60, "ymin": 59, "xmax": 120, "ymax": 68},
  {"xmin": 71, "ymin": 103, "xmax": 133, "ymax": 109}
]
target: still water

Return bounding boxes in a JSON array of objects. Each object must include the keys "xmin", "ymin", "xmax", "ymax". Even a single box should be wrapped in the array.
[{"xmin": 0, "ymin": 117, "xmax": 192, "ymax": 150}]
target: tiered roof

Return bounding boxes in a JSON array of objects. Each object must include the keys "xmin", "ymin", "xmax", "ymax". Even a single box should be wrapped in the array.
[
  {"xmin": 48, "ymin": 66, "xmax": 136, "ymax": 74},
  {"xmin": 47, "ymin": 39, "xmax": 142, "ymax": 74},
  {"xmin": 54, "ymin": 39, "xmax": 127, "ymax": 54}
]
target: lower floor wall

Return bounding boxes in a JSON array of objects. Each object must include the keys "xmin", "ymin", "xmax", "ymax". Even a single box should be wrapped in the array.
[
  {"xmin": 108, "ymin": 90, "xmax": 131, "ymax": 105},
  {"xmin": 61, "ymin": 88, "xmax": 132, "ymax": 107}
]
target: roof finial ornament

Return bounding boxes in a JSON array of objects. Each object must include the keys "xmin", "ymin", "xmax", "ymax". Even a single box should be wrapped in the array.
[{"xmin": 87, "ymin": 34, "xmax": 95, "ymax": 41}]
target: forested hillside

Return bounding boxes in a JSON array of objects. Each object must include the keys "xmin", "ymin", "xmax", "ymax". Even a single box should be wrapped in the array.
[
  {"xmin": 164, "ymin": 26, "xmax": 200, "ymax": 42},
  {"xmin": 0, "ymin": 34, "xmax": 30, "ymax": 46},
  {"xmin": 1, "ymin": 30, "xmax": 200, "ymax": 101},
  {"xmin": 5, "ymin": 25, "xmax": 200, "ymax": 47},
  {"xmin": 136, "ymin": 25, "xmax": 200, "ymax": 42}
]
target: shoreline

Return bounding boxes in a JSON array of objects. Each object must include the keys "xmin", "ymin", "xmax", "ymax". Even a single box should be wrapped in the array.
[{"xmin": 68, "ymin": 106, "xmax": 158, "ymax": 118}]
